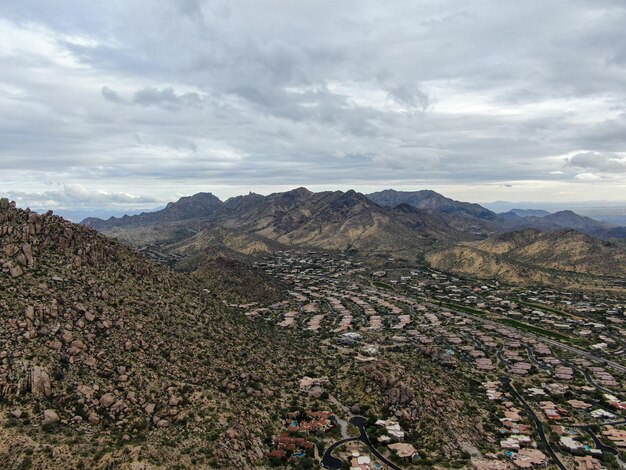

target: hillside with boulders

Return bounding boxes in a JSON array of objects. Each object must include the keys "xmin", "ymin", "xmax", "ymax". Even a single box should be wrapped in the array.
[{"xmin": 0, "ymin": 198, "xmax": 318, "ymax": 468}]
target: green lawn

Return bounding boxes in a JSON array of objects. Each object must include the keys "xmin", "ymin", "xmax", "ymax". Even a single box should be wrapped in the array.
[
  {"xmin": 514, "ymin": 299, "xmax": 578, "ymax": 319},
  {"xmin": 371, "ymin": 280, "xmax": 394, "ymax": 290}
]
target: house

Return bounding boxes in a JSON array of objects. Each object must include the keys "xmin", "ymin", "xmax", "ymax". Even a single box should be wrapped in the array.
[
  {"xmin": 375, "ymin": 418, "xmax": 405, "ymax": 440},
  {"xmin": 267, "ymin": 449, "xmax": 287, "ymax": 459},
  {"xmin": 601, "ymin": 426, "xmax": 626, "ymax": 448},
  {"xmin": 348, "ymin": 449, "xmax": 374, "ymax": 470},
  {"xmin": 286, "ymin": 410, "xmax": 334, "ymax": 433},
  {"xmin": 277, "ymin": 434, "xmax": 315, "ymax": 451},
  {"xmin": 559, "ymin": 436, "xmax": 585, "ymax": 455},
  {"xmin": 511, "ymin": 448, "xmax": 547, "ymax": 468},
  {"xmin": 574, "ymin": 455, "xmax": 602, "ymax": 470},
  {"xmin": 589, "ymin": 408, "xmax": 616, "ymax": 419},
  {"xmin": 388, "ymin": 442, "xmax": 420, "ymax": 462},
  {"xmin": 567, "ymin": 400, "xmax": 592, "ymax": 410},
  {"xmin": 500, "ymin": 435, "xmax": 532, "ymax": 450}
]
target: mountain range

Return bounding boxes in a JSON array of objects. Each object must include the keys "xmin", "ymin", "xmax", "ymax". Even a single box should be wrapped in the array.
[
  {"xmin": 79, "ymin": 188, "xmax": 626, "ymax": 289},
  {"xmin": 83, "ymin": 188, "xmax": 489, "ymax": 258}
]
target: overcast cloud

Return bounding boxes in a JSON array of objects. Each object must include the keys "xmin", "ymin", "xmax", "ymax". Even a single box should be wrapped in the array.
[{"xmin": 1, "ymin": 0, "xmax": 626, "ymax": 212}]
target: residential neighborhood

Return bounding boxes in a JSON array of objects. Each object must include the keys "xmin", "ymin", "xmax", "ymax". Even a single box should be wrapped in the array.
[{"xmin": 235, "ymin": 251, "xmax": 626, "ymax": 469}]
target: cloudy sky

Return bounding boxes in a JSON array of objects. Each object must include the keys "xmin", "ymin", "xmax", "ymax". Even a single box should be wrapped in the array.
[{"xmin": 1, "ymin": 0, "xmax": 626, "ymax": 215}]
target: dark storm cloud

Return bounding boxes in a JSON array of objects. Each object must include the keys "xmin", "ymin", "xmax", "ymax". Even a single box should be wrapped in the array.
[
  {"xmin": 1, "ymin": 0, "xmax": 626, "ymax": 207},
  {"xmin": 101, "ymin": 85, "xmax": 208, "ymax": 109},
  {"xmin": 101, "ymin": 86, "xmax": 123, "ymax": 104}
]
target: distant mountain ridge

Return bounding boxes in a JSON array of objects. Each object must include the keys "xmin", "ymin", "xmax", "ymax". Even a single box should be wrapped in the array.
[
  {"xmin": 505, "ymin": 208, "xmax": 551, "ymax": 218},
  {"xmin": 498, "ymin": 209, "xmax": 614, "ymax": 238},
  {"xmin": 81, "ymin": 188, "xmax": 626, "ymax": 256},
  {"xmin": 81, "ymin": 188, "xmax": 497, "ymax": 268},
  {"xmin": 77, "ymin": 187, "xmax": 626, "ymax": 290},
  {"xmin": 366, "ymin": 189, "xmax": 498, "ymax": 220},
  {"xmin": 83, "ymin": 192, "xmax": 222, "ymax": 229}
]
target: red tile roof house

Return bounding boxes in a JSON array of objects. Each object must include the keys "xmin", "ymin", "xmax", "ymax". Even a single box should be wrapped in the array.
[
  {"xmin": 267, "ymin": 450, "xmax": 287, "ymax": 459},
  {"xmin": 277, "ymin": 434, "xmax": 315, "ymax": 451},
  {"xmin": 285, "ymin": 410, "xmax": 335, "ymax": 433}
]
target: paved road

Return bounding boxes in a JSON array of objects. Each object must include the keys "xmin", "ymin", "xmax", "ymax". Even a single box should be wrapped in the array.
[
  {"xmin": 573, "ymin": 364, "xmax": 618, "ymax": 395},
  {"xmin": 320, "ymin": 437, "xmax": 359, "ymax": 468},
  {"xmin": 351, "ymin": 416, "xmax": 403, "ymax": 470},
  {"xmin": 496, "ymin": 347, "xmax": 509, "ymax": 368},
  {"xmin": 501, "ymin": 377, "xmax": 567, "ymax": 470},
  {"xmin": 321, "ymin": 416, "xmax": 403, "ymax": 470},
  {"xmin": 580, "ymin": 426, "xmax": 618, "ymax": 455},
  {"xmin": 327, "ymin": 395, "xmax": 351, "ymax": 439},
  {"xmin": 525, "ymin": 345, "xmax": 551, "ymax": 371}
]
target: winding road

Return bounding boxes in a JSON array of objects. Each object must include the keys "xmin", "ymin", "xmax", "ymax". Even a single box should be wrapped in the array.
[
  {"xmin": 321, "ymin": 416, "xmax": 403, "ymax": 470},
  {"xmin": 525, "ymin": 345, "xmax": 551, "ymax": 371},
  {"xmin": 579, "ymin": 426, "xmax": 619, "ymax": 455},
  {"xmin": 568, "ymin": 362, "xmax": 619, "ymax": 395},
  {"xmin": 501, "ymin": 377, "xmax": 567, "ymax": 470}
]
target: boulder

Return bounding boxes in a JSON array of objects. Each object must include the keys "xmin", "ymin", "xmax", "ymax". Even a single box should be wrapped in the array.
[
  {"xmin": 22, "ymin": 244, "xmax": 34, "ymax": 266},
  {"xmin": 42, "ymin": 409, "xmax": 60, "ymax": 425},
  {"xmin": 111, "ymin": 400, "xmax": 125, "ymax": 412},
  {"xmin": 100, "ymin": 393, "xmax": 116, "ymax": 408},
  {"xmin": 31, "ymin": 366, "xmax": 52, "ymax": 397},
  {"xmin": 24, "ymin": 306, "xmax": 35, "ymax": 322},
  {"xmin": 88, "ymin": 413, "xmax": 100, "ymax": 425},
  {"xmin": 8, "ymin": 264, "xmax": 23, "ymax": 277}
]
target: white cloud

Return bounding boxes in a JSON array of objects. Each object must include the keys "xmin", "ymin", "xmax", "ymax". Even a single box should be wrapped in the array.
[
  {"xmin": 574, "ymin": 172, "xmax": 602, "ymax": 181},
  {"xmin": 3, "ymin": 184, "xmax": 160, "ymax": 209},
  {"xmin": 1, "ymin": 1, "xmax": 626, "ymax": 208}
]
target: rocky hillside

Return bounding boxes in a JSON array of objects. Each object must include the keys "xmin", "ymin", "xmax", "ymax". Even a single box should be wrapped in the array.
[
  {"xmin": 0, "ymin": 198, "xmax": 316, "ymax": 469},
  {"xmin": 174, "ymin": 248, "xmax": 287, "ymax": 304},
  {"xmin": 426, "ymin": 228, "xmax": 626, "ymax": 288}
]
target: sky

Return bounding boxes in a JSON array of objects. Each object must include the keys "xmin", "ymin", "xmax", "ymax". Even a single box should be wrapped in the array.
[{"xmin": 1, "ymin": 0, "xmax": 626, "ymax": 216}]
